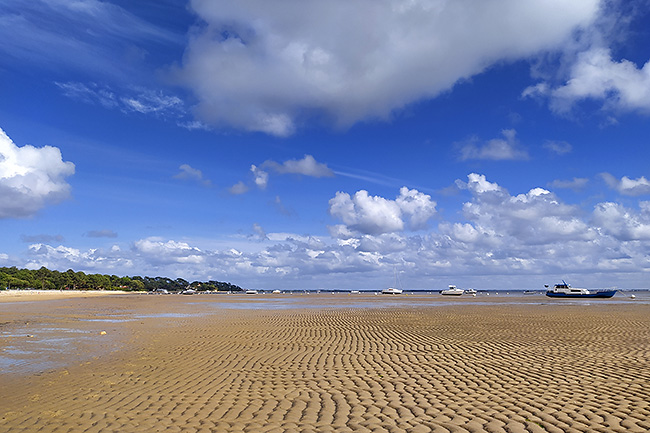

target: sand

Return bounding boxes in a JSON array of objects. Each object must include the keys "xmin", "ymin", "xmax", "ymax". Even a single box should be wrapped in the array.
[{"xmin": 1, "ymin": 293, "xmax": 649, "ymax": 433}]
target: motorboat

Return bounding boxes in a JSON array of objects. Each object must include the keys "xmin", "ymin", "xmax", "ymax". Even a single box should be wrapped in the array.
[
  {"xmin": 382, "ymin": 287, "xmax": 403, "ymax": 294},
  {"xmin": 464, "ymin": 288, "xmax": 477, "ymax": 295},
  {"xmin": 545, "ymin": 281, "xmax": 616, "ymax": 298},
  {"xmin": 245, "ymin": 289, "xmax": 259, "ymax": 294},
  {"xmin": 441, "ymin": 285, "xmax": 464, "ymax": 296}
]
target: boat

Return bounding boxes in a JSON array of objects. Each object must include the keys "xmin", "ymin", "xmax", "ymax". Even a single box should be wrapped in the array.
[
  {"xmin": 441, "ymin": 285, "xmax": 464, "ymax": 296},
  {"xmin": 272, "ymin": 290, "xmax": 282, "ymax": 294},
  {"xmin": 245, "ymin": 289, "xmax": 259, "ymax": 294},
  {"xmin": 382, "ymin": 287, "xmax": 403, "ymax": 294},
  {"xmin": 382, "ymin": 268, "xmax": 404, "ymax": 294},
  {"xmin": 545, "ymin": 281, "xmax": 616, "ymax": 298},
  {"xmin": 464, "ymin": 288, "xmax": 477, "ymax": 295},
  {"xmin": 181, "ymin": 288, "xmax": 196, "ymax": 295}
]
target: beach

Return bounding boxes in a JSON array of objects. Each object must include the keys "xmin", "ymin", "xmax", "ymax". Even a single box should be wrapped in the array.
[{"xmin": 1, "ymin": 292, "xmax": 649, "ymax": 433}]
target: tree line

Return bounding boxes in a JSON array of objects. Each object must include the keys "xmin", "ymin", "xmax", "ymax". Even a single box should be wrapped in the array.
[{"xmin": 0, "ymin": 266, "xmax": 243, "ymax": 293}]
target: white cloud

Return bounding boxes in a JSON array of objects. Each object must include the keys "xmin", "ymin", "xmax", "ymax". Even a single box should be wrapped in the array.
[
  {"xmin": 458, "ymin": 129, "xmax": 529, "ymax": 161},
  {"xmin": 177, "ymin": 0, "xmax": 601, "ymax": 135},
  {"xmin": 264, "ymin": 155, "xmax": 334, "ymax": 177},
  {"xmin": 601, "ymin": 173, "xmax": 650, "ymax": 196},
  {"xmin": 229, "ymin": 181, "xmax": 249, "ymax": 195},
  {"xmin": 592, "ymin": 201, "xmax": 650, "ymax": 241},
  {"xmin": 329, "ymin": 187, "xmax": 436, "ymax": 235},
  {"xmin": 56, "ymin": 82, "xmax": 186, "ymax": 120},
  {"xmin": 0, "ymin": 127, "xmax": 75, "ymax": 219},
  {"xmin": 250, "ymin": 164, "xmax": 269, "ymax": 189},
  {"xmin": 0, "ymin": 0, "xmax": 180, "ymax": 80},
  {"xmin": 457, "ymin": 173, "xmax": 593, "ymax": 244},
  {"xmin": 237, "ymin": 155, "xmax": 333, "ymax": 192},
  {"xmin": 173, "ymin": 164, "xmax": 211, "ymax": 186},
  {"xmin": 544, "ymin": 140, "xmax": 573, "ymax": 155},
  {"xmin": 133, "ymin": 238, "xmax": 206, "ymax": 265},
  {"xmin": 525, "ymin": 48, "xmax": 650, "ymax": 115}
]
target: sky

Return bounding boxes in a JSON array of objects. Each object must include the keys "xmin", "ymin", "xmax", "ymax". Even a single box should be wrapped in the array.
[{"xmin": 1, "ymin": 0, "xmax": 650, "ymax": 290}]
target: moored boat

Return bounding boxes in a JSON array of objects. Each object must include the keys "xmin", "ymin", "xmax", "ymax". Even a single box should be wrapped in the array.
[
  {"xmin": 441, "ymin": 285, "xmax": 464, "ymax": 296},
  {"xmin": 545, "ymin": 281, "xmax": 616, "ymax": 298},
  {"xmin": 382, "ymin": 287, "xmax": 403, "ymax": 294}
]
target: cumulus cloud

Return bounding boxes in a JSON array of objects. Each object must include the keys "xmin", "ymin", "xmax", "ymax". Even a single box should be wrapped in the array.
[
  {"xmin": 456, "ymin": 173, "xmax": 593, "ymax": 244},
  {"xmin": 329, "ymin": 187, "xmax": 437, "ymax": 235},
  {"xmin": 176, "ymin": 0, "xmax": 601, "ymax": 135},
  {"xmin": 133, "ymin": 238, "xmax": 205, "ymax": 265},
  {"xmin": 524, "ymin": 48, "xmax": 650, "ymax": 115},
  {"xmin": 0, "ymin": 127, "xmax": 75, "ymax": 218},
  {"xmin": 592, "ymin": 201, "xmax": 650, "ymax": 241},
  {"xmin": 250, "ymin": 164, "xmax": 269, "ymax": 189},
  {"xmin": 601, "ymin": 173, "xmax": 650, "ymax": 196},
  {"xmin": 173, "ymin": 164, "xmax": 211, "ymax": 186}
]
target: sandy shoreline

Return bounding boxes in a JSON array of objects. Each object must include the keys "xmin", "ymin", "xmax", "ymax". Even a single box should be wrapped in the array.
[
  {"xmin": 1, "ymin": 294, "xmax": 648, "ymax": 432},
  {"xmin": 0, "ymin": 289, "xmax": 131, "ymax": 301}
]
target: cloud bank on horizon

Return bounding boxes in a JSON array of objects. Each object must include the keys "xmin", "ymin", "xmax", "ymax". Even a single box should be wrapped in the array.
[{"xmin": 1, "ymin": 0, "xmax": 650, "ymax": 289}]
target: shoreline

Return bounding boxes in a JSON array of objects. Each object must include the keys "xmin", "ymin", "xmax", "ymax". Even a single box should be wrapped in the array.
[{"xmin": 0, "ymin": 289, "xmax": 132, "ymax": 301}]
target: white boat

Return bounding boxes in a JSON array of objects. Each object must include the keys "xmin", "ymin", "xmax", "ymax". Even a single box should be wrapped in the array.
[
  {"xmin": 441, "ymin": 285, "xmax": 464, "ymax": 296},
  {"xmin": 464, "ymin": 288, "xmax": 477, "ymax": 295},
  {"xmin": 381, "ymin": 287, "xmax": 403, "ymax": 294},
  {"xmin": 382, "ymin": 268, "xmax": 404, "ymax": 294},
  {"xmin": 545, "ymin": 281, "xmax": 616, "ymax": 298},
  {"xmin": 272, "ymin": 290, "xmax": 282, "ymax": 294},
  {"xmin": 245, "ymin": 289, "xmax": 259, "ymax": 294}
]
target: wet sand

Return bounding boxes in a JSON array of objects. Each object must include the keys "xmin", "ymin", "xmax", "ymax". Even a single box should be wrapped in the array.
[{"xmin": 1, "ymin": 293, "xmax": 649, "ymax": 432}]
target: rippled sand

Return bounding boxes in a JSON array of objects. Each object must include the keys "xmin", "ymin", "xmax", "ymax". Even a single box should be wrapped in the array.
[{"xmin": 1, "ymin": 294, "xmax": 649, "ymax": 432}]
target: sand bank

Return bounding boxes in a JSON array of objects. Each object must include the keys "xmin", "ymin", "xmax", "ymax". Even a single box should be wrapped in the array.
[
  {"xmin": 0, "ymin": 289, "xmax": 131, "ymax": 302},
  {"xmin": 1, "ymin": 293, "xmax": 648, "ymax": 432}
]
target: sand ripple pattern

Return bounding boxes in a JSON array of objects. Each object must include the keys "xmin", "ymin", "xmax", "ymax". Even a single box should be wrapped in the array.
[{"xmin": 1, "ymin": 298, "xmax": 649, "ymax": 432}]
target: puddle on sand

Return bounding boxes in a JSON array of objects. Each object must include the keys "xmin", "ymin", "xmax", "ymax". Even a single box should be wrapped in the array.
[{"xmin": 0, "ymin": 322, "xmax": 121, "ymax": 375}]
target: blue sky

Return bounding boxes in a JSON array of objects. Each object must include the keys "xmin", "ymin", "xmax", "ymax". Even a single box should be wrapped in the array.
[{"xmin": 1, "ymin": 0, "xmax": 650, "ymax": 290}]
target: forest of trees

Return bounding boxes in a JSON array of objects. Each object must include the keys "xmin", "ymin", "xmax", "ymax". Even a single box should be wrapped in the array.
[{"xmin": 0, "ymin": 266, "xmax": 243, "ymax": 293}]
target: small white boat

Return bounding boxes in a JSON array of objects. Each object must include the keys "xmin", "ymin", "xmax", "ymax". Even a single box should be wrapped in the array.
[
  {"xmin": 181, "ymin": 289, "xmax": 196, "ymax": 295},
  {"xmin": 381, "ymin": 287, "xmax": 403, "ymax": 294},
  {"xmin": 272, "ymin": 290, "xmax": 282, "ymax": 294},
  {"xmin": 464, "ymin": 288, "xmax": 477, "ymax": 295},
  {"xmin": 245, "ymin": 289, "xmax": 259, "ymax": 294},
  {"xmin": 441, "ymin": 285, "xmax": 464, "ymax": 296}
]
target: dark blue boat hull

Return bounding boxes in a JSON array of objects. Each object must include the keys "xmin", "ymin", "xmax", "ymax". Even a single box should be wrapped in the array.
[{"xmin": 545, "ymin": 290, "xmax": 616, "ymax": 298}]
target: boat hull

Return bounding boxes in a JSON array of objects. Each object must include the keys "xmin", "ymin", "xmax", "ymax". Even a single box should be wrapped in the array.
[{"xmin": 545, "ymin": 290, "xmax": 616, "ymax": 298}]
